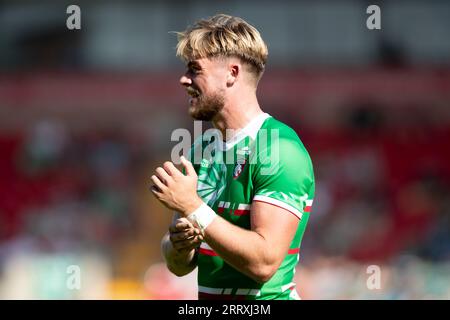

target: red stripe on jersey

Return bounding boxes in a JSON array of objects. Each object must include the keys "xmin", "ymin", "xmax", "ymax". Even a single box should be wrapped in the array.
[
  {"xmin": 199, "ymin": 248, "xmax": 218, "ymax": 256},
  {"xmin": 304, "ymin": 206, "xmax": 312, "ymax": 213},
  {"xmin": 233, "ymin": 209, "xmax": 250, "ymax": 216},
  {"xmin": 288, "ymin": 248, "xmax": 300, "ymax": 255},
  {"xmin": 217, "ymin": 207, "xmax": 225, "ymax": 214}
]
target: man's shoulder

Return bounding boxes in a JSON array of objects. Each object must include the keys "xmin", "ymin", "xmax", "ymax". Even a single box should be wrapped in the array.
[{"xmin": 258, "ymin": 116, "xmax": 305, "ymax": 150}]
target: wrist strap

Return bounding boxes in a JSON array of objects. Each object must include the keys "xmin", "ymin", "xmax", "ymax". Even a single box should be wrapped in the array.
[{"xmin": 186, "ymin": 202, "xmax": 217, "ymax": 232}]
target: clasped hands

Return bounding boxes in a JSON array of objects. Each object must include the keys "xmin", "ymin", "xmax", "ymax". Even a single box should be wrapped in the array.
[{"xmin": 151, "ymin": 156, "xmax": 204, "ymax": 252}]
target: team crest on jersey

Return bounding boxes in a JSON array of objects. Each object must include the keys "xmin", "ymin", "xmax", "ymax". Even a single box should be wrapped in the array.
[{"xmin": 233, "ymin": 160, "xmax": 246, "ymax": 179}]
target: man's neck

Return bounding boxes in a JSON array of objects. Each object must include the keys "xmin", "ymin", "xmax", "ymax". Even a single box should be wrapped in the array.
[{"xmin": 212, "ymin": 100, "xmax": 264, "ymax": 142}]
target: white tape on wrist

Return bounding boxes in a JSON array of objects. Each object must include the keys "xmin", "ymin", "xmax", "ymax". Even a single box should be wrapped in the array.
[{"xmin": 186, "ymin": 202, "xmax": 217, "ymax": 232}]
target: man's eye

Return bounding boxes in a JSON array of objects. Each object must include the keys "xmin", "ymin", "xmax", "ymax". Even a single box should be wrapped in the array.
[{"xmin": 187, "ymin": 66, "xmax": 200, "ymax": 74}]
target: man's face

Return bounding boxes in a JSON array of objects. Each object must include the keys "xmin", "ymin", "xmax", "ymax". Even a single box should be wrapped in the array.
[{"xmin": 179, "ymin": 58, "xmax": 227, "ymax": 121}]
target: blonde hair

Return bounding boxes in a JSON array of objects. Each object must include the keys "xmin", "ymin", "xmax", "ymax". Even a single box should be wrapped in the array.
[{"xmin": 175, "ymin": 14, "xmax": 268, "ymax": 80}]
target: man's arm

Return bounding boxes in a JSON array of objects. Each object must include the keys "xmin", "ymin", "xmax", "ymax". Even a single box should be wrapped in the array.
[
  {"xmin": 202, "ymin": 201, "xmax": 299, "ymax": 283},
  {"xmin": 161, "ymin": 213, "xmax": 202, "ymax": 277},
  {"xmin": 152, "ymin": 157, "xmax": 300, "ymax": 283}
]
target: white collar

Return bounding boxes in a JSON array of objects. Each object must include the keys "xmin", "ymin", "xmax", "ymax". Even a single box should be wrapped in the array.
[{"xmin": 218, "ymin": 113, "xmax": 271, "ymax": 151}]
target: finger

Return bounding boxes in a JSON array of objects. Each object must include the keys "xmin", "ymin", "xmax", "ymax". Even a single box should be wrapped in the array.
[
  {"xmin": 169, "ymin": 229, "xmax": 197, "ymax": 242},
  {"xmin": 155, "ymin": 167, "xmax": 172, "ymax": 185},
  {"xmin": 177, "ymin": 219, "xmax": 195, "ymax": 229},
  {"xmin": 150, "ymin": 185, "xmax": 162, "ymax": 195},
  {"xmin": 172, "ymin": 237, "xmax": 202, "ymax": 251},
  {"xmin": 193, "ymin": 235, "xmax": 203, "ymax": 244},
  {"xmin": 177, "ymin": 217, "xmax": 192, "ymax": 225},
  {"xmin": 191, "ymin": 235, "xmax": 204, "ymax": 246},
  {"xmin": 180, "ymin": 156, "xmax": 195, "ymax": 176},
  {"xmin": 169, "ymin": 220, "xmax": 193, "ymax": 233},
  {"xmin": 151, "ymin": 175, "xmax": 167, "ymax": 192},
  {"xmin": 169, "ymin": 224, "xmax": 187, "ymax": 233},
  {"xmin": 163, "ymin": 161, "xmax": 182, "ymax": 177},
  {"xmin": 169, "ymin": 229, "xmax": 197, "ymax": 241}
]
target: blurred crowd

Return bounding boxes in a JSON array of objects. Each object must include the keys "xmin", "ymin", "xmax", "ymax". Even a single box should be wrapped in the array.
[
  {"xmin": 302, "ymin": 105, "xmax": 450, "ymax": 264},
  {"xmin": 0, "ymin": 120, "xmax": 169, "ymax": 298}
]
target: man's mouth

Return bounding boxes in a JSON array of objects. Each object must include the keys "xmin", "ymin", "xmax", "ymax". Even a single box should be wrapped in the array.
[{"xmin": 186, "ymin": 87, "xmax": 200, "ymax": 98}]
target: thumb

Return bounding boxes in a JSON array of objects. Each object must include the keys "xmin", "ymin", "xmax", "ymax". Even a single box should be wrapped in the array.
[{"xmin": 180, "ymin": 155, "xmax": 195, "ymax": 176}]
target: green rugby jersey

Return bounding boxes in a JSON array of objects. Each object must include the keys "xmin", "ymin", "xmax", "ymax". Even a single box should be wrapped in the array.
[{"xmin": 188, "ymin": 113, "xmax": 315, "ymax": 300}]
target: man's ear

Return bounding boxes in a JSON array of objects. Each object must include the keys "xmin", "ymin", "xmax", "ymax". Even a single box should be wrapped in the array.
[{"xmin": 226, "ymin": 63, "xmax": 239, "ymax": 87}]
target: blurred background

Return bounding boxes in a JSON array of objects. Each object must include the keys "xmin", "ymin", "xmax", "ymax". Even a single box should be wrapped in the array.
[{"xmin": 0, "ymin": 0, "xmax": 449, "ymax": 299}]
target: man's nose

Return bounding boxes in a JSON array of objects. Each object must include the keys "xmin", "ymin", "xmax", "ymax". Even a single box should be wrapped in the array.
[{"xmin": 179, "ymin": 75, "xmax": 192, "ymax": 86}]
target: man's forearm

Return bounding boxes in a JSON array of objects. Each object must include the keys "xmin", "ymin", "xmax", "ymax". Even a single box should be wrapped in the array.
[
  {"xmin": 202, "ymin": 217, "xmax": 277, "ymax": 283},
  {"xmin": 161, "ymin": 233, "xmax": 198, "ymax": 276}
]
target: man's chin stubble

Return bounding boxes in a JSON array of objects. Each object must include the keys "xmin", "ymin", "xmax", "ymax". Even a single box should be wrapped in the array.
[
  {"xmin": 188, "ymin": 95, "xmax": 224, "ymax": 121},
  {"xmin": 189, "ymin": 107, "xmax": 218, "ymax": 121}
]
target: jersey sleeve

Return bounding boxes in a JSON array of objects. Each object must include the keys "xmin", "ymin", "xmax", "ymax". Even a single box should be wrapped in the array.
[{"xmin": 251, "ymin": 136, "xmax": 315, "ymax": 220}]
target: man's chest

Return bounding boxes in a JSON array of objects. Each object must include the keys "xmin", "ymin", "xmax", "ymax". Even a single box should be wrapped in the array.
[{"xmin": 196, "ymin": 151, "xmax": 254, "ymax": 228}]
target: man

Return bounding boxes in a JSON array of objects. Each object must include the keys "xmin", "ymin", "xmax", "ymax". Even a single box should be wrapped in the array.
[{"xmin": 151, "ymin": 14, "xmax": 315, "ymax": 300}]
